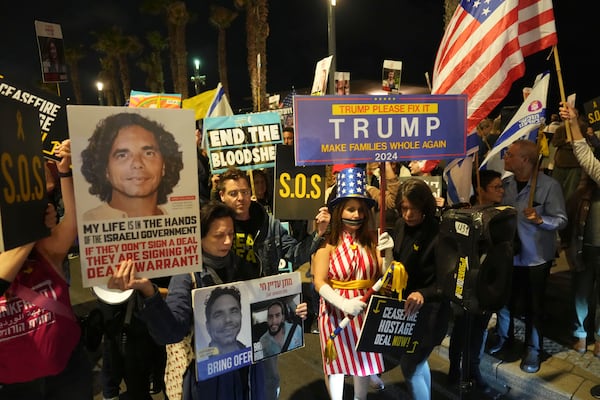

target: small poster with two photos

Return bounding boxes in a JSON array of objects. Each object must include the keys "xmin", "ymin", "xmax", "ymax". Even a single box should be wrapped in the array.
[{"xmin": 191, "ymin": 272, "xmax": 303, "ymax": 381}]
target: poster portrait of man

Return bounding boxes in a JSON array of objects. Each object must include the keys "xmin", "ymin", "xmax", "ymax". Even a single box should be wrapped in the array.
[
  {"xmin": 251, "ymin": 295, "xmax": 304, "ymax": 361},
  {"xmin": 67, "ymin": 106, "xmax": 201, "ymax": 287},
  {"xmin": 192, "ymin": 282, "xmax": 253, "ymax": 381}
]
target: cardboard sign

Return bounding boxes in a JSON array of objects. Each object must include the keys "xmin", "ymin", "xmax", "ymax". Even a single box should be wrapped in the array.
[
  {"xmin": 204, "ymin": 111, "xmax": 282, "ymax": 174},
  {"xmin": 273, "ymin": 144, "xmax": 327, "ymax": 221},
  {"xmin": 356, "ymin": 295, "xmax": 432, "ymax": 357},
  {"xmin": 584, "ymin": 96, "xmax": 600, "ymax": 132},
  {"xmin": 67, "ymin": 106, "xmax": 200, "ymax": 287},
  {"xmin": 191, "ymin": 272, "xmax": 302, "ymax": 380},
  {"xmin": 311, "ymin": 56, "xmax": 333, "ymax": 96},
  {"xmin": 0, "ymin": 96, "xmax": 49, "ymax": 251},
  {"xmin": 35, "ymin": 20, "xmax": 68, "ymax": 83},
  {"xmin": 294, "ymin": 94, "xmax": 468, "ymax": 166},
  {"xmin": 0, "ymin": 76, "xmax": 68, "ymax": 161},
  {"xmin": 129, "ymin": 90, "xmax": 182, "ymax": 109},
  {"xmin": 382, "ymin": 60, "xmax": 402, "ymax": 94}
]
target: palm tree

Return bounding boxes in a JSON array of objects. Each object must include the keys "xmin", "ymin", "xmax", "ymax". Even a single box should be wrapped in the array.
[
  {"xmin": 93, "ymin": 26, "xmax": 143, "ymax": 103},
  {"xmin": 234, "ymin": 0, "xmax": 269, "ymax": 112},
  {"xmin": 142, "ymin": 0, "xmax": 191, "ymax": 98},
  {"xmin": 209, "ymin": 4, "xmax": 238, "ymax": 101},
  {"xmin": 444, "ymin": 0, "xmax": 459, "ymax": 27},
  {"xmin": 138, "ymin": 31, "xmax": 168, "ymax": 93},
  {"xmin": 98, "ymin": 57, "xmax": 120, "ymax": 106},
  {"xmin": 65, "ymin": 45, "xmax": 85, "ymax": 104}
]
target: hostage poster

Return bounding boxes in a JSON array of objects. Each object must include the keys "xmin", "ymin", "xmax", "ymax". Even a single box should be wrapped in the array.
[
  {"xmin": 67, "ymin": 106, "xmax": 201, "ymax": 287},
  {"xmin": 191, "ymin": 272, "xmax": 302, "ymax": 380}
]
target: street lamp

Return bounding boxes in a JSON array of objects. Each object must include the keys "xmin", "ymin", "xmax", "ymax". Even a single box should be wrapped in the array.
[
  {"xmin": 191, "ymin": 58, "xmax": 206, "ymax": 95},
  {"xmin": 96, "ymin": 81, "xmax": 104, "ymax": 106},
  {"xmin": 327, "ymin": 0, "xmax": 337, "ymax": 95}
]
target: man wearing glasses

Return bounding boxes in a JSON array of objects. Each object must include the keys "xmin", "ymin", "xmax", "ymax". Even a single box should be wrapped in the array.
[
  {"xmin": 216, "ymin": 167, "xmax": 330, "ymax": 400},
  {"xmin": 488, "ymin": 140, "xmax": 567, "ymax": 374}
]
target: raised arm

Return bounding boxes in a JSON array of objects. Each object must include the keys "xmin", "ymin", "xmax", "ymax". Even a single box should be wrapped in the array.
[
  {"xmin": 0, "ymin": 242, "xmax": 36, "ymax": 295},
  {"xmin": 559, "ymin": 102, "xmax": 583, "ymax": 141},
  {"xmin": 36, "ymin": 140, "xmax": 77, "ymax": 271},
  {"xmin": 560, "ymin": 102, "xmax": 600, "ymax": 184}
]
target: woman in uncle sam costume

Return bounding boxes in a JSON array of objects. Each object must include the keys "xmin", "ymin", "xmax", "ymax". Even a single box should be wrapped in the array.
[{"xmin": 311, "ymin": 166, "xmax": 389, "ymax": 400}]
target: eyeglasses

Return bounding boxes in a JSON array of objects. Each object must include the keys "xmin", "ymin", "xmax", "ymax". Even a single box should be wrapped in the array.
[
  {"xmin": 503, "ymin": 150, "xmax": 522, "ymax": 159},
  {"xmin": 226, "ymin": 190, "xmax": 251, "ymax": 198}
]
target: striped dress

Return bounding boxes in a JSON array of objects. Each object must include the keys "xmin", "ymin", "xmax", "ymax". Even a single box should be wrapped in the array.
[{"xmin": 318, "ymin": 231, "xmax": 384, "ymax": 376}]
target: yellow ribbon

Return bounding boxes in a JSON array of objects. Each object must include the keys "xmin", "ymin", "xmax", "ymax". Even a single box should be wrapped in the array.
[{"xmin": 388, "ymin": 261, "xmax": 408, "ymax": 300}]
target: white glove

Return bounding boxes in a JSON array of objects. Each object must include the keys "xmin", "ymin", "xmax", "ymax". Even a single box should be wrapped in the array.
[
  {"xmin": 319, "ymin": 284, "xmax": 366, "ymax": 317},
  {"xmin": 377, "ymin": 232, "xmax": 394, "ymax": 252},
  {"xmin": 377, "ymin": 232, "xmax": 394, "ymax": 269}
]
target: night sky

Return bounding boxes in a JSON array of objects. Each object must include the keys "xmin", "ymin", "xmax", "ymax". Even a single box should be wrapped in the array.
[{"xmin": 0, "ymin": 0, "xmax": 598, "ymax": 116}]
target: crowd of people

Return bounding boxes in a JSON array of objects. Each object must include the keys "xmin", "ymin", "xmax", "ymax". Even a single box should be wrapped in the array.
[{"xmin": 3, "ymin": 96, "xmax": 600, "ymax": 400}]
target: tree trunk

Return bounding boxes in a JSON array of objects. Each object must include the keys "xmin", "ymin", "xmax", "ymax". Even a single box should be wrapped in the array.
[{"xmin": 245, "ymin": 0, "xmax": 269, "ymax": 112}]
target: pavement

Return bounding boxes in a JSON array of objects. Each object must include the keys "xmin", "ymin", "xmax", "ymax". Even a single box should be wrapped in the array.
[{"xmin": 68, "ymin": 252, "xmax": 600, "ymax": 400}]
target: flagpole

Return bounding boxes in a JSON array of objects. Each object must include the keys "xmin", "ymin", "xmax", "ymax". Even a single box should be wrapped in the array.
[
  {"xmin": 257, "ymin": 53, "xmax": 261, "ymax": 112},
  {"xmin": 474, "ymin": 153, "xmax": 482, "ymax": 205},
  {"xmin": 249, "ymin": 170, "xmax": 256, "ymax": 200},
  {"xmin": 379, "ymin": 162, "xmax": 386, "ymax": 231},
  {"xmin": 552, "ymin": 45, "xmax": 572, "ymax": 142},
  {"xmin": 527, "ymin": 125, "xmax": 546, "ymax": 208}
]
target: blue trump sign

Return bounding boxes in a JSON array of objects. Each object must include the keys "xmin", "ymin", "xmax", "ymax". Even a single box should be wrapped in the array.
[{"xmin": 293, "ymin": 94, "xmax": 467, "ymax": 166}]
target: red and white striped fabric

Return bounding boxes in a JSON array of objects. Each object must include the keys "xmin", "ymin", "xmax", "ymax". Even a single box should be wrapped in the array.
[
  {"xmin": 432, "ymin": 0, "xmax": 557, "ymax": 133},
  {"xmin": 318, "ymin": 231, "xmax": 384, "ymax": 376}
]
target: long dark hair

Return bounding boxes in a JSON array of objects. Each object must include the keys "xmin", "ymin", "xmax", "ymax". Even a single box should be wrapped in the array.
[
  {"xmin": 81, "ymin": 112, "xmax": 183, "ymax": 204},
  {"xmin": 327, "ymin": 198, "xmax": 377, "ymax": 255},
  {"xmin": 395, "ymin": 178, "xmax": 437, "ymax": 219}
]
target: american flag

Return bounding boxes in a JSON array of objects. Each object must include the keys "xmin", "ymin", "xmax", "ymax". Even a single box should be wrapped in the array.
[
  {"xmin": 432, "ymin": 0, "xmax": 557, "ymax": 133},
  {"xmin": 280, "ymin": 86, "xmax": 296, "ymax": 109}
]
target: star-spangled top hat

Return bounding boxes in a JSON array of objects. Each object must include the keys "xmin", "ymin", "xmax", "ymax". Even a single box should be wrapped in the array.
[{"xmin": 327, "ymin": 167, "xmax": 377, "ymax": 210}]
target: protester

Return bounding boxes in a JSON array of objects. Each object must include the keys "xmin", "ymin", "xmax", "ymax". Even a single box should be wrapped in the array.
[
  {"xmin": 540, "ymin": 113, "xmax": 561, "ymax": 174},
  {"xmin": 0, "ymin": 140, "xmax": 93, "ymax": 399},
  {"xmin": 216, "ymin": 167, "xmax": 330, "ymax": 400},
  {"xmin": 99, "ymin": 287, "xmax": 169, "ymax": 400},
  {"xmin": 195, "ymin": 127, "xmax": 212, "ymax": 205},
  {"xmin": 476, "ymin": 118, "xmax": 499, "ymax": 161},
  {"xmin": 559, "ymin": 102, "xmax": 600, "ymax": 356},
  {"xmin": 80, "ymin": 112, "xmax": 183, "ymax": 219},
  {"xmin": 250, "ymin": 168, "xmax": 273, "ymax": 214},
  {"xmin": 551, "ymin": 122, "xmax": 582, "ymax": 203},
  {"xmin": 282, "ymin": 126, "xmax": 294, "ymax": 146},
  {"xmin": 312, "ymin": 166, "xmax": 385, "ymax": 400},
  {"xmin": 108, "ymin": 201, "xmax": 309, "ymax": 399},
  {"xmin": 488, "ymin": 139, "xmax": 567, "ymax": 373},
  {"xmin": 382, "ymin": 178, "xmax": 450, "ymax": 400}
]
